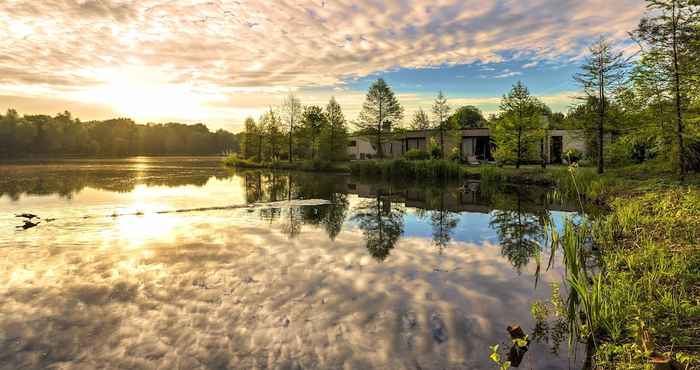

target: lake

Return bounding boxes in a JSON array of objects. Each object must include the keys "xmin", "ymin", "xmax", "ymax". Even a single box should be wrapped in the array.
[{"xmin": 0, "ymin": 157, "xmax": 579, "ymax": 370}]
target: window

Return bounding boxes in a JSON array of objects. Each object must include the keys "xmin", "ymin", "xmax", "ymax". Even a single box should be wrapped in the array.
[
  {"xmin": 349, "ymin": 140, "xmax": 357, "ymax": 147},
  {"xmin": 405, "ymin": 138, "xmax": 426, "ymax": 151}
]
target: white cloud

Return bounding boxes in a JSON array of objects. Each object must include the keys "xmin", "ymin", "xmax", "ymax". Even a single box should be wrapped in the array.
[{"xmin": 0, "ymin": 0, "xmax": 646, "ymax": 130}]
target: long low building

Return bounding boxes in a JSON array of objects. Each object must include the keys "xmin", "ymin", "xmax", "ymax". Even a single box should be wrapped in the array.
[{"xmin": 347, "ymin": 128, "xmax": 586, "ymax": 164}]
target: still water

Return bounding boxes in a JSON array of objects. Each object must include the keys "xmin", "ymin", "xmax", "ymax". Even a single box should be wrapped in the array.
[{"xmin": 1, "ymin": 157, "xmax": 579, "ymax": 370}]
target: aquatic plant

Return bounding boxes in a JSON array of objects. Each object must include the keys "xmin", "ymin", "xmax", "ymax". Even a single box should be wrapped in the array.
[{"xmin": 530, "ymin": 181, "xmax": 700, "ymax": 368}]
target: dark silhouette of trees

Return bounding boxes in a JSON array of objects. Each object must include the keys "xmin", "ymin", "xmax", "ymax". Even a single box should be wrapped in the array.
[
  {"xmin": 321, "ymin": 97, "xmax": 349, "ymax": 161},
  {"xmin": 300, "ymin": 105, "xmax": 327, "ymax": 160},
  {"xmin": 0, "ymin": 109, "xmax": 238, "ymax": 158}
]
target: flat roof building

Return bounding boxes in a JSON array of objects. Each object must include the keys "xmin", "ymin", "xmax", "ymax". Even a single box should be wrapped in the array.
[{"xmin": 347, "ymin": 128, "xmax": 586, "ymax": 164}]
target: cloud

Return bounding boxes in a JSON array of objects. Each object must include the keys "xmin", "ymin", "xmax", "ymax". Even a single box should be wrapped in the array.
[
  {"xmin": 0, "ymin": 0, "xmax": 646, "ymax": 129},
  {"xmin": 492, "ymin": 69, "xmax": 523, "ymax": 79}
]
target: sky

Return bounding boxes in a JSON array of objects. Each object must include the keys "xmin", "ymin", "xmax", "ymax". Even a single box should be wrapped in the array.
[{"xmin": 0, "ymin": 0, "xmax": 647, "ymax": 133}]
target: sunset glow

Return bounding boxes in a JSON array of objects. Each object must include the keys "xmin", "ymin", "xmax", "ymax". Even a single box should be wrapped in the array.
[{"xmin": 0, "ymin": 0, "xmax": 646, "ymax": 131}]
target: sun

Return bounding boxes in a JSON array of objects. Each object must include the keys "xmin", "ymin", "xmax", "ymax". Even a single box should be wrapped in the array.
[{"xmin": 79, "ymin": 66, "xmax": 209, "ymax": 122}]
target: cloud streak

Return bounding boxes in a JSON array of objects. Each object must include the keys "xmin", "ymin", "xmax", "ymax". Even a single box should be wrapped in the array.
[{"xmin": 0, "ymin": 0, "xmax": 646, "ymax": 129}]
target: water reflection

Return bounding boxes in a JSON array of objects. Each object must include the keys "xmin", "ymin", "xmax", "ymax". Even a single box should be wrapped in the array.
[
  {"xmin": 0, "ymin": 159, "xmax": 586, "ymax": 369},
  {"xmin": 0, "ymin": 157, "xmax": 232, "ymax": 201},
  {"xmin": 233, "ymin": 170, "xmax": 581, "ymax": 268},
  {"xmin": 351, "ymin": 191, "xmax": 405, "ymax": 261}
]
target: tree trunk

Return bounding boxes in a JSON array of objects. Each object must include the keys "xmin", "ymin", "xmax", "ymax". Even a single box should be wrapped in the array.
[
  {"xmin": 541, "ymin": 137, "xmax": 546, "ymax": 168},
  {"xmin": 672, "ymin": 2, "xmax": 685, "ymax": 181},
  {"xmin": 330, "ymin": 126, "xmax": 335, "ymax": 161},
  {"xmin": 440, "ymin": 127, "xmax": 444, "ymax": 160},
  {"xmin": 598, "ymin": 71, "xmax": 605, "ymax": 174},
  {"xmin": 377, "ymin": 101, "xmax": 384, "ymax": 159},
  {"xmin": 289, "ymin": 115, "xmax": 294, "ymax": 163},
  {"xmin": 311, "ymin": 133, "xmax": 316, "ymax": 159},
  {"xmin": 516, "ymin": 127, "xmax": 522, "ymax": 169}
]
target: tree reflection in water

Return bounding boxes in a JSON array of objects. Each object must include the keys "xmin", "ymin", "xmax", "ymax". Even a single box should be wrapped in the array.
[
  {"xmin": 426, "ymin": 188, "xmax": 460, "ymax": 252},
  {"xmin": 351, "ymin": 192, "xmax": 405, "ymax": 262},
  {"xmin": 2, "ymin": 159, "xmax": 578, "ymax": 270},
  {"xmin": 489, "ymin": 188, "xmax": 550, "ymax": 273}
]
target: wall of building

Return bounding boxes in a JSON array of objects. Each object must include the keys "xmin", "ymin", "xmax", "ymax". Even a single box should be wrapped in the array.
[{"xmin": 348, "ymin": 129, "xmax": 587, "ymax": 163}]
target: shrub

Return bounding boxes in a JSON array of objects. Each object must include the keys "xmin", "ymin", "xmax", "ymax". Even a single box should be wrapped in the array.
[
  {"xmin": 428, "ymin": 138, "xmax": 442, "ymax": 159},
  {"xmin": 403, "ymin": 149, "xmax": 430, "ymax": 161},
  {"xmin": 565, "ymin": 148, "xmax": 583, "ymax": 164},
  {"xmin": 350, "ymin": 159, "xmax": 463, "ymax": 181},
  {"xmin": 448, "ymin": 147, "xmax": 461, "ymax": 162}
]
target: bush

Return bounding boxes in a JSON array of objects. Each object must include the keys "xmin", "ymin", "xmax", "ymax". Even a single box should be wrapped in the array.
[
  {"xmin": 448, "ymin": 147, "xmax": 461, "ymax": 162},
  {"xmin": 403, "ymin": 149, "xmax": 430, "ymax": 161},
  {"xmin": 428, "ymin": 137, "xmax": 442, "ymax": 159},
  {"xmin": 565, "ymin": 148, "xmax": 583, "ymax": 164}
]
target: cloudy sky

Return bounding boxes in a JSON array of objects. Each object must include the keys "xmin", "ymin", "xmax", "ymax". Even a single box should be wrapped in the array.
[{"xmin": 0, "ymin": 0, "xmax": 645, "ymax": 132}]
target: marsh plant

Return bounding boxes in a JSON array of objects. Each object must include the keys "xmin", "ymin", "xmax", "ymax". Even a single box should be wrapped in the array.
[{"xmin": 526, "ymin": 166, "xmax": 699, "ymax": 369}]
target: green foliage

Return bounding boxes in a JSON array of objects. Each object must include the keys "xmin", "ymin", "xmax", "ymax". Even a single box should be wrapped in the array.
[
  {"xmin": 448, "ymin": 105, "xmax": 485, "ymax": 128},
  {"xmin": 631, "ymin": 0, "xmax": 700, "ymax": 179},
  {"xmin": 0, "ymin": 109, "xmax": 238, "ymax": 158},
  {"xmin": 489, "ymin": 345, "xmax": 511, "ymax": 370},
  {"xmin": 533, "ymin": 184, "xmax": 700, "ymax": 368},
  {"xmin": 299, "ymin": 105, "xmax": 327, "ymax": 159},
  {"xmin": 427, "ymin": 137, "xmax": 442, "ymax": 159},
  {"xmin": 321, "ymin": 97, "xmax": 349, "ymax": 161},
  {"xmin": 349, "ymin": 159, "xmax": 463, "ymax": 181},
  {"xmin": 564, "ymin": 148, "xmax": 583, "ymax": 163},
  {"xmin": 409, "ymin": 108, "xmax": 431, "ymax": 130},
  {"xmin": 356, "ymin": 78, "xmax": 404, "ymax": 159},
  {"xmin": 492, "ymin": 82, "xmax": 547, "ymax": 167},
  {"xmin": 403, "ymin": 148, "xmax": 430, "ymax": 160}
]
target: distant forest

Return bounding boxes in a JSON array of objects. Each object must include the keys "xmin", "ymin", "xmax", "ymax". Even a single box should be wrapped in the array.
[{"xmin": 0, "ymin": 109, "xmax": 240, "ymax": 158}]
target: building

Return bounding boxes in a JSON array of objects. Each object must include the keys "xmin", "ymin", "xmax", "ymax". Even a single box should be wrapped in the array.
[{"xmin": 347, "ymin": 128, "xmax": 586, "ymax": 164}]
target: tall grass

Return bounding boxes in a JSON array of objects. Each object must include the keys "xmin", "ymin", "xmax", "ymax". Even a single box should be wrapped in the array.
[
  {"xmin": 349, "ymin": 159, "xmax": 463, "ymax": 180},
  {"xmin": 534, "ymin": 180, "xmax": 700, "ymax": 368}
]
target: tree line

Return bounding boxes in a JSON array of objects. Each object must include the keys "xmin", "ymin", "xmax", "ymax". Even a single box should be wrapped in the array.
[
  {"xmin": 0, "ymin": 110, "xmax": 240, "ymax": 158},
  {"xmin": 321, "ymin": 0, "xmax": 700, "ymax": 179},
  {"xmin": 240, "ymin": 96, "xmax": 349, "ymax": 162}
]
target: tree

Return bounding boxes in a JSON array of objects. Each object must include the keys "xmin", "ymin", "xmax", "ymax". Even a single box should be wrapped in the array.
[
  {"xmin": 633, "ymin": 0, "xmax": 700, "ymax": 180},
  {"xmin": 574, "ymin": 36, "xmax": 629, "ymax": 174},
  {"xmin": 261, "ymin": 108, "xmax": 283, "ymax": 160},
  {"xmin": 242, "ymin": 117, "xmax": 258, "ymax": 159},
  {"xmin": 0, "ymin": 109, "xmax": 238, "ymax": 158},
  {"xmin": 282, "ymin": 93, "xmax": 302, "ymax": 162},
  {"xmin": 432, "ymin": 91, "xmax": 452, "ymax": 159},
  {"xmin": 357, "ymin": 79, "xmax": 404, "ymax": 159},
  {"xmin": 493, "ymin": 81, "xmax": 545, "ymax": 168},
  {"xmin": 448, "ymin": 105, "xmax": 485, "ymax": 128},
  {"xmin": 323, "ymin": 97, "xmax": 348, "ymax": 161},
  {"xmin": 300, "ymin": 105, "xmax": 327, "ymax": 159},
  {"xmin": 409, "ymin": 108, "xmax": 431, "ymax": 130}
]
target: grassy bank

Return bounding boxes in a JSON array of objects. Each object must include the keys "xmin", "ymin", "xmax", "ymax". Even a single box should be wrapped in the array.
[
  {"xmin": 528, "ymin": 178, "xmax": 700, "ymax": 369},
  {"xmin": 223, "ymin": 155, "xmax": 350, "ymax": 173}
]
